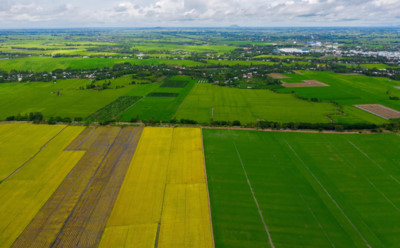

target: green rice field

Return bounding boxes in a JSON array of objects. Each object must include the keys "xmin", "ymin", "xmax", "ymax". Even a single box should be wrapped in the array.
[
  {"xmin": 119, "ymin": 76, "xmax": 195, "ymax": 121},
  {"xmin": 203, "ymin": 129, "xmax": 400, "ymax": 248},
  {"xmin": 176, "ymin": 83, "xmax": 338, "ymax": 124}
]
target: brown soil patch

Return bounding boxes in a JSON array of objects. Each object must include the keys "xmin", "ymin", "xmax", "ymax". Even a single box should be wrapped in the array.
[
  {"xmin": 64, "ymin": 126, "xmax": 96, "ymax": 150},
  {"xmin": 395, "ymin": 86, "xmax": 400, "ymax": 90},
  {"xmin": 294, "ymin": 71, "xmax": 304, "ymax": 75},
  {"xmin": 282, "ymin": 80, "xmax": 329, "ymax": 88},
  {"xmin": 268, "ymin": 73, "xmax": 290, "ymax": 79},
  {"xmin": 354, "ymin": 104, "xmax": 400, "ymax": 120},
  {"xmin": 12, "ymin": 126, "xmax": 143, "ymax": 248}
]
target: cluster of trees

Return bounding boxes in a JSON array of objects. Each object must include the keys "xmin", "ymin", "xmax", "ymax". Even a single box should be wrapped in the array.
[
  {"xmin": 83, "ymin": 81, "xmax": 111, "ymax": 91},
  {"xmin": 6, "ymin": 112, "xmax": 43, "ymax": 123},
  {"xmin": 5, "ymin": 113, "xmax": 84, "ymax": 124}
]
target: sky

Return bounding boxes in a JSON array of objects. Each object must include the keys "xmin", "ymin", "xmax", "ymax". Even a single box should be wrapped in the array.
[{"xmin": 1, "ymin": 0, "xmax": 400, "ymax": 28}]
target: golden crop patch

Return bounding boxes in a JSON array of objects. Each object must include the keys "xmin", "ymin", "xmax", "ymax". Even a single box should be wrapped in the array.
[
  {"xmin": 0, "ymin": 123, "xmax": 66, "ymax": 180},
  {"xmin": 99, "ymin": 127, "xmax": 213, "ymax": 248},
  {"xmin": 0, "ymin": 126, "xmax": 85, "ymax": 248},
  {"xmin": 167, "ymin": 127, "xmax": 205, "ymax": 184},
  {"xmin": 104, "ymin": 127, "xmax": 173, "ymax": 227},
  {"xmin": 158, "ymin": 183, "xmax": 213, "ymax": 248}
]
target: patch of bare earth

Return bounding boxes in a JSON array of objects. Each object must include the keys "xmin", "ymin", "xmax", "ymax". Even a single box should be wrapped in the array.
[
  {"xmin": 282, "ymin": 80, "xmax": 329, "ymax": 88},
  {"xmin": 294, "ymin": 71, "xmax": 304, "ymax": 75},
  {"xmin": 354, "ymin": 104, "xmax": 400, "ymax": 120},
  {"xmin": 268, "ymin": 73, "xmax": 290, "ymax": 79}
]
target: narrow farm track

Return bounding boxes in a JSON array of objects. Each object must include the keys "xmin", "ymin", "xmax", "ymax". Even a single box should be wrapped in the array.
[{"xmin": 11, "ymin": 126, "xmax": 125, "ymax": 248}]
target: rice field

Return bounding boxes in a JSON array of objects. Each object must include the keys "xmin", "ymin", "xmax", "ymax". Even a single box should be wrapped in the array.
[
  {"xmin": 99, "ymin": 127, "xmax": 213, "ymax": 248},
  {"xmin": 277, "ymin": 71, "xmax": 400, "ymax": 124},
  {"xmin": 203, "ymin": 129, "xmax": 400, "ymax": 248},
  {"xmin": 2, "ymin": 123, "xmax": 400, "ymax": 248},
  {"xmin": 119, "ymin": 77, "xmax": 195, "ymax": 121},
  {"xmin": 175, "ymin": 83, "xmax": 338, "ymax": 124},
  {"xmin": 0, "ymin": 126, "xmax": 85, "ymax": 248},
  {"xmin": 0, "ymin": 124, "xmax": 66, "ymax": 181}
]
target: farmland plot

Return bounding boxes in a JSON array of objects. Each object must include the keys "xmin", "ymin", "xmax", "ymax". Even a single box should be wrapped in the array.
[
  {"xmin": 203, "ymin": 129, "xmax": 400, "ymax": 248},
  {"xmin": 119, "ymin": 77, "xmax": 195, "ymax": 121},
  {"xmin": 99, "ymin": 127, "xmax": 213, "ymax": 248},
  {"xmin": 12, "ymin": 126, "xmax": 143, "ymax": 248},
  {"xmin": 0, "ymin": 126, "xmax": 85, "ymax": 248},
  {"xmin": 0, "ymin": 123, "xmax": 65, "ymax": 181},
  {"xmin": 175, "ymin": 83, "xmax": 338, "ymax": 124},
  {"xmin": 277, "ymin": 71, "xmax": 400, "ymax": 124}
]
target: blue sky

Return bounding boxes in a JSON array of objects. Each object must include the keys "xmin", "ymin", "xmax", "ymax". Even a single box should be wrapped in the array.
[{"xmin": 1, "ymin": 0, "xmax": 400, "ymax": 28}]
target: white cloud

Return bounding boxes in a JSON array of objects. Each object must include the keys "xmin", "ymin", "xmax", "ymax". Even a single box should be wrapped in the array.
[{"xmin": 0, "ymin": 0, "xmax": 399, "ymax": 28}]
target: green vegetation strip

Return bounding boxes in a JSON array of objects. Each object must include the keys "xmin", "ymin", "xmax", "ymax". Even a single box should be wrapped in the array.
[
  {"xmin": 204, "ymin": 129, "xmax": 400, "ymax": 248},
  {"xmin": 86, "ymin": 96, "xmax": 142, "ymax": 121}
]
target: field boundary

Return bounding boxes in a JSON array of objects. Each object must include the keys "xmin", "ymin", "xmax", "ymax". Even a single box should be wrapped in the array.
[
  {"xmin": 233, "ymin": 141, "xmax": 275, "ymax": 248},
  {"xmin": 201, "ymin": 128, "xmax": 215, "ymax": 248}
]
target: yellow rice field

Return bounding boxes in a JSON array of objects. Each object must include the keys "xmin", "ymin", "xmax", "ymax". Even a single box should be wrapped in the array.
[
  {"xmin": 167, "ymin": 128, "xmax": 205, "ymax": 184},
  {"xmin": 0, "ymin": 126, "xmax": 85, "ymax": 248},
  {"xmin": 158, "ymin": 183, "xmax": 212, "ymax": 248},
  {"xmin": 0, "ymin": 123, "xmax": 65, "ymax": 180},
  {"xmin": 99, "ymin": 127, "xmax": 213, "ymax": 248}
]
